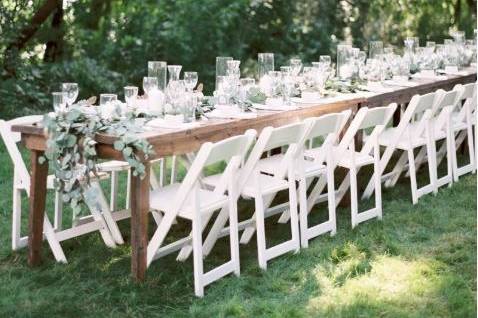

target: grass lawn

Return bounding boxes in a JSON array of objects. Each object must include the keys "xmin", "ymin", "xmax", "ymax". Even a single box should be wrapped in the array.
[{"xmin": 0, "ymin": 141, "xmax": 476, "ymax": 317}]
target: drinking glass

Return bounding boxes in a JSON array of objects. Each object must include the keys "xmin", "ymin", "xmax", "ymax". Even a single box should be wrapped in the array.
[
  {"xmin": 268, "ymin": 71, "xmax": 282, "ymax": 97},
  {"xmin": 258, "ymin": 53, "xmax": 274, "ymax": 79},
  {"xmin": 319, "ymin": 55, "xmax": 332, "ymax": 66},
  {"xmin": 337, "ymin": 44, "xmax": 353, "ymax": 80},
  {"xmin": 184, "ymin": 71, "xmax": 198, "ymax": 91},
  {"xmin": 148, "ymin": 61, "xmax": 167, "ymax": 92},
  {"xmin": 52, "ymin": 92, "xmax": 67, "ymax": 113},
  {"xmin": 124, "ymin": 86, "xmax": 138, "ymax": 107},
  {"xmin": 280, "ymin": 66, "xmax": 292, "ymax": 75},
  {"xmin": 168, "ymin": 65, "xmax": 182, "ymax": 82},
  {"xmin": 369, "ymin": 41, "xmax": 383, "ymax": 59},
  {"xmin": 216, "ymin": 57, "xmax": 233, "ymax": 89},
  {"xmin": 143, "ymin": 77, "xmax": 159, "ymax": 97},
  {"xmin": 426, "ymin": 41, "xmax": 436, "ymax": 49},
  {"xmin": 289, "ymin": 58, "xmax": 302, "ymax": 76},
  {"xmin": 99, "ymin": 94, "xmax": 117, "ymax": 106},
  {"xmin": 181, "ymin": 93, "xmax": 197, "ymax": 123},
  {"xmin": 61, "ymin": 83, "xmax": 79, "ymax": 107},
  {"xmin": 215, "ymin": 75, "xmax": 230, "ymax": 105},
  {"xmin": 281, "ymin": 75, "xmax": 295, "ymax": 106}
]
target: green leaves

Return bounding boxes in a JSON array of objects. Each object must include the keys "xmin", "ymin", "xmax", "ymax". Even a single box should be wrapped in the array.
[{"xmin": 43, "ymin": 107, "xmax": 153, "ymax": 217}]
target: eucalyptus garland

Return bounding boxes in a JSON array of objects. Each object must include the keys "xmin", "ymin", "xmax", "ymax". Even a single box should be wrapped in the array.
[{"xmin": 41, "ymin": 106, "xmax": 154, "ymax": 216}]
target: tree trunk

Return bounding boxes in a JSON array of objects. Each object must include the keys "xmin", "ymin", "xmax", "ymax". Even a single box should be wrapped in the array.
[
  {"xmin": 3, "ymin": 0, "xmax": 58, "ymax": 75},
  {"xmin": 44, "ymin": 0, "xmax": 64, "ymax": 62}
]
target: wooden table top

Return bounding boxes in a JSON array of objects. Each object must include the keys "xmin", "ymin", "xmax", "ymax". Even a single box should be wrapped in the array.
[{"xmin": 12, "ymin": 70, "xmax": 476, "ymax": 159}]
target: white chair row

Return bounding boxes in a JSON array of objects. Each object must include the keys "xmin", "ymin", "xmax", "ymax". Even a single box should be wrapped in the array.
[
  {"xmin": 363, "ymin": 82, "xmax": 477, "ymax": 204},
  {"xmin": 3, "ymin": 82, "xmax": 475, "ymax": 296},
  {"xmin": 145, "ymin": 103, "xmax": 397, "ymax": 296}
]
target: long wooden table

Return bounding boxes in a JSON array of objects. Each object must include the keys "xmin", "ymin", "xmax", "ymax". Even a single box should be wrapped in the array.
[{"xmin": 12, "ymin": 70, "xmax": 476, "ymax": 281}]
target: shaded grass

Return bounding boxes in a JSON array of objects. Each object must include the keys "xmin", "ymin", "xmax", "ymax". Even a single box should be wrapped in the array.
[{"xmin": 0, "ymin": 141, "xmax": 476, "ymax": 317}]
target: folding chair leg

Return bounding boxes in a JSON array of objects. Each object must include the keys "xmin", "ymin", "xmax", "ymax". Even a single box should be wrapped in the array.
[
  {"xmin": 299, "ymin": 177, "xmax": 309, "ymax": 248},
  {"xmin": 12, "ymin": 186, "xmax": 22, "ymax": 251},
  {"xmin": 54, "ymin": 190, "xmax": 63, "ymax": 231},
  {"xmin": 427, "ymin": 140, "xmax": 438, "ymax": 195},
  {"xmin": 240, "ymin": 194, "xmax": 274, "ymax": 244},
  {"xmin": 170, "ymin": 155, "xmax": 177, "ymax": 184},
  {"xmin": 82, "ymin": 187, "xmax": 117, "ymax": 248},
  {"xmin": 110, "ymin": 171, "xmax": 119, "ymax": 211},
  {"xmin": 88, "ymin": 182, "xmax": 124, "ymax": 245},
  {"xmin": 287, "ymin": 174, "xmax": 300, "ymax": 253},
  {"xmin": 43, "ymin": 216, "xmax": 67, "ymax": 263},
  {"xmin": 374, "ymin": 149, "xmax": 383, "ymax": 220},
  {"xmin": 202, "ymin": 207, "xmax": 230, "ymax": 256},
  {"xmin": 255, "ymin": 193, "xmax": 268, "ymax": 270},
  {"xmin": 192, "ymin": 216, "xmax": 204, "ymax": 297},
  {"xmin": 228, "ymin": 196, "xmax": 240, "ymax": 276},
  {"xmin": 125, "ymin": 169, "xmax": 131, "ymax": 210},
  {"xmin": 408, "ymin": 146, "xmax": 427, "ymax": 176},
  {"xmin": 147, "ymin": 212, "xmax": 177, "ymax": 266},
  {"xmin": 407, "ymin": 149, "xmax": 419, "ymax": 204},
  {"xmin": 385, "ymin": 151, "xmax": 408, "ymax": 188},
  {"xmin": 327, "ymin": 164, "xmax": 337, "ymax": 235},
  {"xmin": 349, "ymin": 168, "xmax": 359, "ymax": 228}
]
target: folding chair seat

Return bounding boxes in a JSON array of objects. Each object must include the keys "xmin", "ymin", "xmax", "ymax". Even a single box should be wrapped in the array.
[
  {"xmin": 196, "ymin": 122, "xmax": 307, "ymax": 270},
  {"xmin": 362, "ymin": 92, "xmax": 439, "ymax": 204},
  {"xmin": 146, "ymin": 131, "xmax": 256, "ymax": 297},
  {"xmin": 0, "ymin": 115, "xmax": 125, "ymax": 263}
]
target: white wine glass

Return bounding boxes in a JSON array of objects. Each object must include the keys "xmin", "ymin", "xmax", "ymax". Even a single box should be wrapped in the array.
[
  {"xmin": 61, "ymin": 82, "xmax": 79, "ymax": 107},
  {"xmin": 52, "ymin": 92, "xmax": 67, "ymax": 113},
  {"xmin": 184, "ymin": 72, "xmax": 198, "ymax": 91},
  {"xmin": 124, "ymin": 86, "xmax": 138, "ymax": 107}
]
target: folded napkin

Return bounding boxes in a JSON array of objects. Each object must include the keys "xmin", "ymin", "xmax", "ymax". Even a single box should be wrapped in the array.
[
  {"xmin": 412, "ymin": 72, "xmax": 447, "ymax": 80},
  {"xmin": 359, "ymin": 83, "xmax": 394, "ymax": 93},
  {"xmin": 253, "ymin": 103, "xmax": 298, "ymax": 111},
  {"xmin": 207, "ymin": 106, "xmax": 257, "ymax": 119},
  {"xmin": 383, "ymin": 80, "xmax": 419, "ymax": 88},
  {"xmin": 146, "ymin": 116, "xmax": 200, "ymax": 129},
  {"xmin": 436, "ymin": 69, "xmax": 469, "ymax": 76},
  {"xmin": 291, "ymin": 96, "xmax": 323, "ymax": 105}
]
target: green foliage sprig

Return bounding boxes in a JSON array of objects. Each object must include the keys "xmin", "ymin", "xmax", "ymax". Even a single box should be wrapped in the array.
[{"xmin": 41, "ymin": 107, "xmax": 154, "ymax": 216}]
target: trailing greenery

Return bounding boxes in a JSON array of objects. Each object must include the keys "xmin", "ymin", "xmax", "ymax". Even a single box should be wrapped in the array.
[{"xmin": 42, "ymin": 106, "xmax": 153, "ymax": 216}]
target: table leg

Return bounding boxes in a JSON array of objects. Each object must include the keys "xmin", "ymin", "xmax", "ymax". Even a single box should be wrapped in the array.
[
  {"xmin": 28, "ymin": 150, "xmax": 48, "ymax": 266},
  {"xmin": 130, "ymin": 161, "xmax": 150, "ymax": 282}
]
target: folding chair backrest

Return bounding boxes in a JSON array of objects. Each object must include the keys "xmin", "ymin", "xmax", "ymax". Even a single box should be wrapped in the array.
[
  {"xmin": 358, "ymin": 104, "xmax": 397, "ymax": 130},
  {"xmin": 0, "ymin": 115, "xmax": 43, "ymax": 194},
  {"xmin": 171, "ymin": 131, "xmax": 256, "ymax": 215},
  {"xmin": 302, "ymin": 110, "xmax": 351, "ymax": 163},
  {"xmin": 393, "ymin": 92, "xmax": 436, "ymax": 140},
  {"xmin": 238, "ymin": 121, "xmax": 308, "ymax": 186},
  {"xmin": 303, "ymin": 110, "xmax": 351, "ymax": 141},
  {"xmin": 338, "ymin": 104, "xmax": 396, "ymax": 155},
  {"xmin": 432, "ymin": 89, "xmax": 459, "ymax": 115},
  {"xmin": 262, "ymin": 122, "xmax": 308, "ymax": 152}
]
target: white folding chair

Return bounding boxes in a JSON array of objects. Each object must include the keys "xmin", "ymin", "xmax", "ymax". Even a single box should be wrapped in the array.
[
  {"xmin": 307, "ymin": 105, "xmax": 395, "ymax": 228},
  {"xmin": 295, "ymin": 111, "xmax": 351, "ymax": 246},
  {"xmin": 198, "ymin": 122, "xmax": 307, "ymax": 270},
  {"xmin": 0, "ymin": 116, "xmax": 125, "ymax": 262},
  {"xmin": 362, "ymin": 92, "xmax": 438, "ymax": 204},
  {"xmin": 146, "ymin": 132, "xmax": 255, "ymax": 297},
  {"xmin": 441, "ymin": 83, "xmax": 477, "ymax": 180}
]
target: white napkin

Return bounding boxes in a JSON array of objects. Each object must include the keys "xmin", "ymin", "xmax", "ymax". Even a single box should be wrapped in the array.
[
  {"xmin": 253, "ymin": 102, "xmax": 297, "ymax": 111},
  {"xmin": 436, "ymin": 69, "xmax": 469, "ymax": 76},
  {"xmin": 412, "ymin": 72, "xmax": 447, "ymax": 80},
  {"xmin": 146, "ymin": 116, "xmax": 199, "ymax": 129},
  {"xmin": 383, "ymin": 80, "xmax": 419, "ymax": 88},
  {"xmin": 207, "ymin": 107, "xmax": 257, "ymax": 119},
  {"xmin": 358, "ymin": 83, "xmax": 394, "ymax": 93}
]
